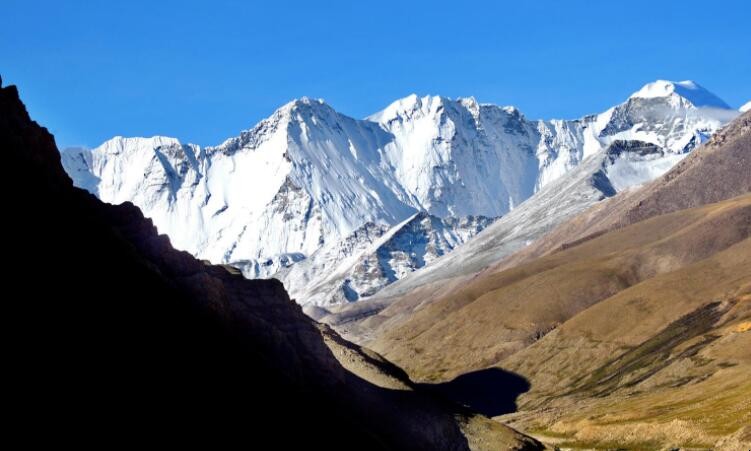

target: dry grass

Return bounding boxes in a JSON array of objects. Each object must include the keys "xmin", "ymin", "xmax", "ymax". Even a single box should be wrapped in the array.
[
  {"xmin": 502, "ymin": 282, "xmax": 751, "ymax": 449},
  {"xmin": 373, "ymin": 194, "xmax": 751, "ymax": 382},
  {"xmin": 369, "ymin": 195, "xmax": 751, "ymax": 448},
  {"xmin": 524, "ymin": 369, "xmax": 751, "ymax": 449}
]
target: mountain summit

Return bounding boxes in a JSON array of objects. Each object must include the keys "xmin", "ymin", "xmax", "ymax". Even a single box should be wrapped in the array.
[{"xmin": 629, "ymin": 79, "xmax": 731, "ymax": 109}]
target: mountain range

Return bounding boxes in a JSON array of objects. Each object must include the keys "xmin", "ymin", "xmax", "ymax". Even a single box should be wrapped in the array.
[
  {"xmin": 62, "ymin": 80, "xmax": 738, "ymax": 307},
  {"xmin": 7, "ymin": 71, "xmax": 750, "ymax": 450}
]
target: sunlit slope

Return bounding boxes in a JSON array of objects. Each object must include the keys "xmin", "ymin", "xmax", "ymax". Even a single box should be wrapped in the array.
[{"xmin": 373, "ymin": 194, "xmax": 751, "ymax": 382}]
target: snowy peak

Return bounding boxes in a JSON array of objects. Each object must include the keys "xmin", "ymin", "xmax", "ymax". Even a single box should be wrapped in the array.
[
  {"xmin": 595, "ymin": 80, "xmax": 735, "ymax": 157},
  {"xmin": 61, "ymin": 135, "xmax": 202, "ymax": 202},
  {"xmin": 629, "ymin": 80, "xmax": 731, "ymax": 109},
  {"xmin": 368, "ymin": 93, "xmax": 521, "ymax": 125},
  {"xmin": 213, "ymin": 97, "xmax": 338, "ymax": 155},
  {"xmin": 281, "ymin": 96, "xmax": 339, "ymax": 121},
  {"xmin": 367, "ymin": 93, "xmax": 448, "ymax": 123},
  {"xmin": 286, "ymin": 96, "xmax": 328, "ymax": 108},
  {"xmin": 740, "ymin": 101, "xmax": 751, "ymax": 113}
]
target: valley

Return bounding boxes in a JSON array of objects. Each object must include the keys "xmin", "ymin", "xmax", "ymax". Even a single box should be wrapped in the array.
[
  {"xmin": 6, "ymin": 2, "xmax": 750, "ymax": 449},
  {"xmin": 7, "ymin": 77, "xmax": 748, "ymax": 450}
]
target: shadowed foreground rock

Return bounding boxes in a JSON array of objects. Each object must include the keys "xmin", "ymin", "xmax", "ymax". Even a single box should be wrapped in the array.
[{"xmin": 1, "ymin": 80, "xmax": 542, "ymax": 450}]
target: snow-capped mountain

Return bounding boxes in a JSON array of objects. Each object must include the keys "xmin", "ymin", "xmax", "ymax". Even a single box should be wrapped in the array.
[
  {"xmin": 740, "ymin": 101, "xmax": 751, "ymax": 113},
  {"xmin": 62, "ymin": 80, "xmax": 736, "ymax": 306},
  {"xmin": 628, "ymin": 80, "xmax": 730, "ymax": 109}
]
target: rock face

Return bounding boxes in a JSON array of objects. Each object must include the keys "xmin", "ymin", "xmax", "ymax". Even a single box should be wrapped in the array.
[
  {"xmin": 2, "ymin": 81, "xmax": 542, "ymax": 449},
  {"xmin": 62, "ymin": 80, "xmax": 735, "ymax": 306},
  {"xmin": 278, "ymin": 213, "xmax": 494, "ymax": 306}
]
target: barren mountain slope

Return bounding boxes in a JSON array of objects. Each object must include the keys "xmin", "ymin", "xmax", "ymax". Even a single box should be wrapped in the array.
[
  {"xmin": 372, "ymin": 194, "xmax": 751, "ymax": 381},
  {"xmin": 499, "ymin": 234, "xmax": 751, "ymax": 449},
  {"xmin": 370, "ymin": 193, "xmax": 751, "ymax": 449}
]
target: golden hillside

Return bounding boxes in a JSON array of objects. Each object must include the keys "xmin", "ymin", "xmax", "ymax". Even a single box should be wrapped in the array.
[{"xmin": 372, "ymin": 194, "xmax": 751, "ymax": 448}]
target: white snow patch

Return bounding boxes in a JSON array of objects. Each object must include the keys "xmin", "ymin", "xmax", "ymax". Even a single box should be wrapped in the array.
[{"xmin": 606, "ymin": 152, "xmax": 687, "ymax": 192}]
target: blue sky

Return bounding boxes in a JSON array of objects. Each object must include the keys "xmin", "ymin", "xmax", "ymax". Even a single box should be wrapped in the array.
[{"xmin": 2, "ymin": 0, "xmax": 749, "ymax": 149}]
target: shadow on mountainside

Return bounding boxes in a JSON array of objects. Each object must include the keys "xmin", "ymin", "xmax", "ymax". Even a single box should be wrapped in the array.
[{"xmin": 419, "ymin": 368, "xmax": 531, "ymax": 417}]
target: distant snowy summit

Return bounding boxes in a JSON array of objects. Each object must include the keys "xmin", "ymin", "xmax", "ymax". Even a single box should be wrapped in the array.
[
  {"xmin": 629, "ymin": 80, "xmax": 731, "ymax": 109},
  {"xmin": 62, "ymin": 80, "xmax": 738, "ymax": 306},
  {"xmin": 740, "ymin": 100, "xmax": 751, "ymax": 113}
]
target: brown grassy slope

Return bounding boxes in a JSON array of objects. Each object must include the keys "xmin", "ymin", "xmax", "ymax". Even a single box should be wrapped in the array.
[
  {"xmin": 327, "ymin": 272, "xmax": 478, "ymax": 344},
  {"xmin": 504, "ymin": 238, "xmax": 751, "ymax": 403},
  {"xmin": 497, "ymin": 109, "xmax": 751, "ymax": 272},
  {"xmin": 371, "ymin": 194, "xmax": 751, "ymax": 382},
  {"xmin": 499, "ymin": 238, "xmax": 751, "ymax": 449}
]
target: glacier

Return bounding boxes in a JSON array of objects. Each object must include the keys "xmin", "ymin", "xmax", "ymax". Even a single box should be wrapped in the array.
[{"xmin": 62, "ymin": 80, "xmax": 737, "ymax": 306}]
